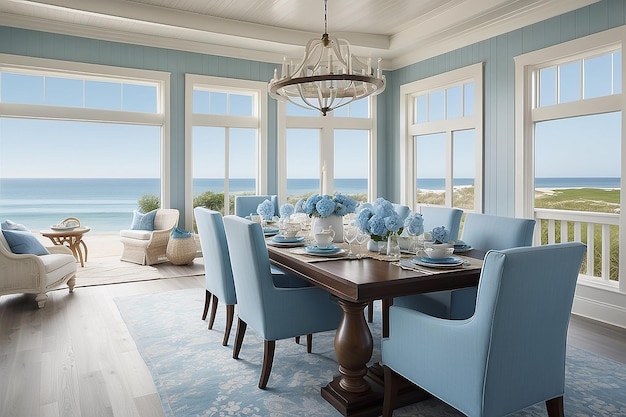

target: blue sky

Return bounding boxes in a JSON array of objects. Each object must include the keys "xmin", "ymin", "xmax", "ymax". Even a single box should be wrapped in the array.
[{"xmin": 0, "ymin": 66, "xmax": 621, "ymax": 179}]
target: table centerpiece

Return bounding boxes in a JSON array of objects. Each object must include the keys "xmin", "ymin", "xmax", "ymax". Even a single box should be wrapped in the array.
[
  {"xmin": 354, "ymin": 198, "xmax": 404, "ymax": 252},
  {"xmin": 296, "ymin": 193, "xmax": 358, "ymax": 242}
]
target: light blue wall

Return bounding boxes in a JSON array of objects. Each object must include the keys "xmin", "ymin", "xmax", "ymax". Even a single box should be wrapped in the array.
[
  {"xmin": 0, "ymin": 0, "xmax": 625, "ymax": 224},
  {"xmin": 386, "ymin": 0, "xmax": 626, "ymax": 214}
]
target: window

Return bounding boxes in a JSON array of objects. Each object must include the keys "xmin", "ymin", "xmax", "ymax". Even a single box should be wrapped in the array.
[
  {"xmin": 277, "ymin": 100, "xmax": 376, "ymax": 204},
  {"xmin": 400, "ymin": 63, "xmax": 483, "ymax": 211},
  {"xmin": 185, "ymin": 75, "xmax": 267, "ymax": 223},
  {"xmin": 0, "ymin": 54, "xmax": 168, "ymax": 232},
  {"xmin": 515, "ymin": 28, "xmax": 624, "ymax": 288}
]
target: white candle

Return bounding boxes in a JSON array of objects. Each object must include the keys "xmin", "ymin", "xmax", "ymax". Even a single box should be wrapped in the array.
[{"xmin": 321, "ymin": 161, "xmax": 327, "ymax": 195}]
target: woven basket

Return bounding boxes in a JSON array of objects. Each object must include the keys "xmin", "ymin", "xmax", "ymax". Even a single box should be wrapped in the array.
[{"xmin": 166, "ymin": 236, "xmax": 197, "ymax": 265}]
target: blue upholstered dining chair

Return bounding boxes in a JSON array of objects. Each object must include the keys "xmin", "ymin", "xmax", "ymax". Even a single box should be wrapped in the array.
[
  {"xmin": 234, "ymin": 195, "xmax": 279, "ymax": 218},
  {"xmin": 381, "ymin": 242, "xmax": 586, "ymax": 417},
  {"xmin": 420, "ymin": 205, "xmax": 463, "ymax": 241},
  {"xmin": 194, "ymin": 207, "xmax": 238, "ymax": 346},
  {"xmin": 392, "ymin": 203, "xmax": 411, "ymax": 221},
  {"xmin": 194, "ymin": 207, "xmax": 303, "ymax": 346},
  {"xmin": 222, "ymin": 215, "xmax": 343, "ymax": 389},
  {"xmin": 394, "ymin": 213, "xmax": 536, "ymax": 319}
]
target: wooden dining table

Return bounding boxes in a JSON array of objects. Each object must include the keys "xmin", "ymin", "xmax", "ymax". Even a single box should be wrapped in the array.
[{"xmin": 267, "ymin": 242, "xmax": 483, "ymax": 417}]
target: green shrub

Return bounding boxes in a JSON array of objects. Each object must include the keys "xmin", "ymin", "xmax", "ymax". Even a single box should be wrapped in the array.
[
  {"xmin": 137, "ymin": 194, "xmax": 160, "ymax": 213},
  {"xmin": 193, "ymin": 191, "xmax": 225, "ymax": 212}
]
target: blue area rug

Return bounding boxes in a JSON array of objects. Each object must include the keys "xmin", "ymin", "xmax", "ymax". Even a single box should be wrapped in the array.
[{"xmin": 115, "ymin": 288, "xmax": 626, "ymax": 417}]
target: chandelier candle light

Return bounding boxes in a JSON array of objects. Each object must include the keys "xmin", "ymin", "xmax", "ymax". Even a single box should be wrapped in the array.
[{"xmin": 268, "ymin": 0, "xmax": 386, "ymax": 116}]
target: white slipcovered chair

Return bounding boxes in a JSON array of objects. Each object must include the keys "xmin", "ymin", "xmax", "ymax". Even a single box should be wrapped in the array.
[
  {"xmin": 0, "ymin": 231, "xmax": 77, "ymax": 308},
  {"xmin": 120, "ymin": 208, "xmax": 180, "ymax": 265}
]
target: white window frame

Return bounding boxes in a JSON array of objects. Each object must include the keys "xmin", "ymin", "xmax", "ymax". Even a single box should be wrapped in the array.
[
  {"xmin": 399, "ymin": 63, "xmax": 483, "ymax": 211},
  {"xmin": 184, "ymin": 74, "xmax": 268, "ymax": 227},
  {"xmin": 276, "ymin": 99, "xmax": 378, "ymax": 202},
  {"xmin": 0, "ymin": 53, "xmax": 170, "ymax": 203},
  {"xmin": 514, "ymin": 26, "xmax": 626, "ymax": 326}
]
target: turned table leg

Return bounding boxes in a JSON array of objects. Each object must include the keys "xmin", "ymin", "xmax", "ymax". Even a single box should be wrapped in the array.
[{"xmin": 334, "ymin": 299, "xmax": 373, "ymax": 393}]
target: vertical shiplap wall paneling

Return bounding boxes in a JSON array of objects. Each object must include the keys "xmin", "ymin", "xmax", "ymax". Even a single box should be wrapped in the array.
[
  {"xmin": 386, "ymin": 0, "xmax": 626, "ymax": 216},
  {"xmin": 0, "ymin": 26, "xmax": 277, "ymax": 227}
]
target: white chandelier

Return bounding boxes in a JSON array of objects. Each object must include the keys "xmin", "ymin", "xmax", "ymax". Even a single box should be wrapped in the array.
[{"xmin": 268, "ymin": 0, "xmax": 386, "ymax": 116}]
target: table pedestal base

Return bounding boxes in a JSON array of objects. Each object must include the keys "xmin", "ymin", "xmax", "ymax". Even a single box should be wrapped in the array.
[{"xmin": 321, "ymin": 363, "xmax": 430, "ymax": 416}]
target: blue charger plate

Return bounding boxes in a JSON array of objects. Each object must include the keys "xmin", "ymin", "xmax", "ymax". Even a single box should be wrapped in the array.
[
  {"xmin": 305, "ymin": 244, "xmax": 340, "ymax": 255},
  {"xmin": 272, "ymin": 235, "xmax": 305, "ymax": 243}
]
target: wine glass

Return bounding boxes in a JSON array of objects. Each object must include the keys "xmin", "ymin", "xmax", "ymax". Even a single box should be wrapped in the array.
[
  {"xmin": 344, "ymin": 225, "xmax": 358, "ymax": 257},
  {"xmin": 355, "ymin": 230, "xmax": 369, "ymax": 259}
]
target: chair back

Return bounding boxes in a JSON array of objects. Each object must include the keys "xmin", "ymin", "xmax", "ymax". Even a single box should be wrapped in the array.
[
  {"xmin": 223, "ymin": 215, "xmax": 278, "ymax": 336},
  {"xmin": 474, "ymin": 242, "xmax": 586, "ymax": 416},
  {"xmin": 420, "ymin": 206, "xmax": 463, "ymax": 241},
  {"xmin": 392, "ymin": 203, "xmax": 411, "ymax": 221},
  {"xmin": 154, "ymin": 209, "xmax": 179, "ymax": 230},
  {"xmin": 461, "ymin": 213, "xmax": 535, "ymax": 251},
  {"xmin": 194, "ymin": 207, "xmax": 236, "ymax": 305},
  {"xmin": 234, "ymin": 195, "xmax": 279, "ymax": 218}
]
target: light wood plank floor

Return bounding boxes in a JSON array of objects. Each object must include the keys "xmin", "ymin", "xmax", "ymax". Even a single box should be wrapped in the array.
[{"xmin": 1, "ymin": 277, "xmax": 625, "ymax": 417}]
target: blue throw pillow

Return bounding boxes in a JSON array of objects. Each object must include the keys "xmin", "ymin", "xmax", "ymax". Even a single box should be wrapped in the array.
[
  {"xmin": 130, "ymin": 209, "xmax": 157, "ymax": 231},
  {"xmin": 2, "ymin": 230, "xmax": 50, "ymax": 256}
]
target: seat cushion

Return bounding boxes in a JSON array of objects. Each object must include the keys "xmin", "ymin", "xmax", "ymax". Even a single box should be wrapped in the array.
[
  {"xmin": 39, "ymin": 253, "xmax": 76, "ymax": 287},
  {"xmin": 120, "ymin": 229, "xmax": 153, "ymax": 240},
  {"xmin": 2, "ymin": 230, "xmax": 50, "ymax": 255},
  {"xmin": 39, "ymin": 253, "xmax": 76, "ymax": 274}
]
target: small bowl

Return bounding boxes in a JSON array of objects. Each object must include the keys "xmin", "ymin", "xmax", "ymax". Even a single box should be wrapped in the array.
[{"xmin": 424, "ymin": 246, "xmax": 454, "ymax": 259}]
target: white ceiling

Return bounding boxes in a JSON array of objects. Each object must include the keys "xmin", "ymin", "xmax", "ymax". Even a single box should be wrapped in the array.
[{"xmin": 0, "ymin": 0, "xmax": 600, "ymax": 69}]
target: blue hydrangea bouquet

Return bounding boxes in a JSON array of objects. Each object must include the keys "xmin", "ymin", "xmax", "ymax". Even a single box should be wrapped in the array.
[
  {"xmin": 354, "ymin": 197, "xmax": 404, "ymax": 242},
  {"xmin": 295, "ymin": 193, "xmax": 358, "ymax": 218}
]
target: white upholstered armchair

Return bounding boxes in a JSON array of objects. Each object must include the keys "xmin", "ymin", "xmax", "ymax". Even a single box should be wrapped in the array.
[
  {"xmin": 0, "ymin": 232, "xmax": 77, "ymax": 308},
  {"xmin": 120, "ymin": 208, "xmax": 179, "ymax": 265}
]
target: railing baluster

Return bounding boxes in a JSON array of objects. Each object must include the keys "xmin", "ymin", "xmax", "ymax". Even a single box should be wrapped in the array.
[
  {"xmin": 602, "ymin": 224, "xmax": 611, "ymax": 282},
  {"xmin": 574, "ymin": 222, "xmax": 581, "ymax": 242},
  {"xmin": 560, "ymin": 220, "xmax": 568, "ymax": 243},
  {"xmin": 587, "ymin": 223, "xmax": 595, "ymax": 277},
  {"xmin": 548, "ymin": 220, "xmax": 555, "ymax": 244}
]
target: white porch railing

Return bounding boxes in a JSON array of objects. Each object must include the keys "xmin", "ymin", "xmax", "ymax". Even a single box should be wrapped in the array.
[{"xmin": 533, "ymin": 208, "xmax": 620, "ymax": 284}]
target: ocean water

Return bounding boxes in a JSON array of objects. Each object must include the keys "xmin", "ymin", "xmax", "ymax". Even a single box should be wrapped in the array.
[{"xmin": 0, "ymin": 177, "xmax": 619, "ymax": 232}]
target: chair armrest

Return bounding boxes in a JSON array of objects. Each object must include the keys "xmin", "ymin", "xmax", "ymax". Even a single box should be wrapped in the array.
[
  {"xmin": 382, "ymin": 306, "xmax": 487, "ymax": 402},
  {"xmin": 148, "ymin": 228, "xmax": 173, "ymax": 246},
  {"xmin": 0, "ymin": 251, "xmax": 45, "ymax": 291}
]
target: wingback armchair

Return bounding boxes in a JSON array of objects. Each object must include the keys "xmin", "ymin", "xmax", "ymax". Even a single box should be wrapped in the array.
[
  {"xmin": 382, "ymin": 242, "xmax": 586, "ymax": 417},
  {"xmin": 120, "ymin": 208, "xmax": 179, "ymax": 265},
  {"xmin": 0, "ymin": 232, "xmax": 76, "ymax": 308}
]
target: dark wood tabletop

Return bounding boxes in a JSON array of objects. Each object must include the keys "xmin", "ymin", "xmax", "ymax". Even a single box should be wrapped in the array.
[{"xmin": 267, "ymin": 245, "xmax": 484, "ymax": 302}]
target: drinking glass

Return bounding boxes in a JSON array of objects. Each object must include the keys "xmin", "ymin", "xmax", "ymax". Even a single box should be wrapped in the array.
[
  {"xmin": 355, "ymin": 231, "xmax": 368, "ymax": 259},
  {"xmin": 344, "ymin": 225, "xmax": 358, "ymax": 257}
]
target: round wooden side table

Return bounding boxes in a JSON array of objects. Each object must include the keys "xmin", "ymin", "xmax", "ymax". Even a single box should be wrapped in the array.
[{"xmin": 40, "ymin": 226, "xmax": 91, "ymax": 267}]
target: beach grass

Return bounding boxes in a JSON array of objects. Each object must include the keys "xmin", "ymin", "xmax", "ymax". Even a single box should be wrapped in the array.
[{"xmin": 535, "ymin": 188, "xmax": 620, "ymax": 280}]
